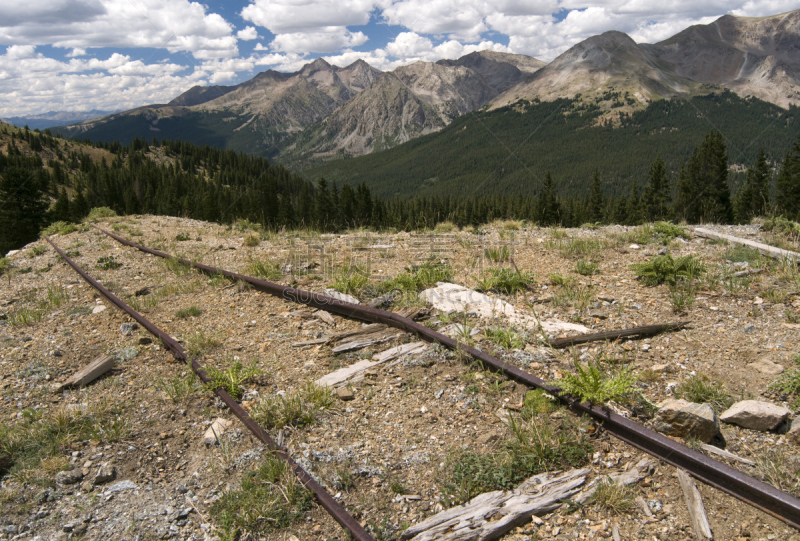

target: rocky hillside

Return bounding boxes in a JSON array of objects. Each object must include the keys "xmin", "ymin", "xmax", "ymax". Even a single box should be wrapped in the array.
[{"xmin": 492, "ymin": 10, "xmax": 800, "ymax": 111}]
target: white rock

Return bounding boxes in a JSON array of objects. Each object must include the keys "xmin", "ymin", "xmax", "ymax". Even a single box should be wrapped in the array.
[
  {"xmin": 203, "ymin": 418, "xmax": 233, "ymax": 445},
  {"xmin": 92, "ymin": 305, "xmax": 107, "ymax": 314},
  {"xmin": 323, "ymin": 289, "xmax": 361, "ymax": 305},
  {"xmin": 720, "ymin": 400, "xmax": 791, "ymax": 431}
]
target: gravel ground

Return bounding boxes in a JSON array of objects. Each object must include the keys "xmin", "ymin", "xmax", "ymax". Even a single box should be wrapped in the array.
[{"xmin": 1, "ymin": 216, "xmax": 799, "ymax": 541}]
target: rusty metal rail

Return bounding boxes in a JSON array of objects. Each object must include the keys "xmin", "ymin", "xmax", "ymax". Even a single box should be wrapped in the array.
[
  {"xmin": 95, "ymin": 225, "xmax": 800, "ymax": 530},
  {"xmin": 44, "ymin": 235, "xmax": 375, "ymax": 541}
]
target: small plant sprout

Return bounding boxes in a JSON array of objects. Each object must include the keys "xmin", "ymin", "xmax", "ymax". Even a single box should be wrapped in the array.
[
  {"xmin": 558, "ymin": 358, "xmax": 636, "ymax": 405},
  {"xmin": 204, "ymin": 359, "xmax": 261, "ymax": 400}
]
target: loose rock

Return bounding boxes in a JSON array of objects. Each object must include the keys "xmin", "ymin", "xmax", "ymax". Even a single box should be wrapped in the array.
[
  {"xmin": 653, "ymin": 399, "xmax": 719, "ymax": 442},
  {"xmin": 746, "ymin": 358, "xmax": 784, "ymax": 376},
  {"xmin": 93, "ymin": 462, "xmax": 117, "ymax": 485},
  {"xmin": 335, "ymin": 387, "xmax": 355, "ymax": 401},
  {"xmin": 721, "ymin": 400, "xmax": 791, "ymax": 431},
  {"xmin": 55, "ymin": 468, "xmax": 84, "ymax": 486}
]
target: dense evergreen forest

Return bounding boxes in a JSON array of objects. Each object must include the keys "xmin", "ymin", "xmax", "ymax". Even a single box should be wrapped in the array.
[
  {"xmin": 308, "ymin": 91, "xmax": 800, "ymax": 200},
  {"xmin": 1, "ymin": 115, "xmax": 800, "ymax": 256}
]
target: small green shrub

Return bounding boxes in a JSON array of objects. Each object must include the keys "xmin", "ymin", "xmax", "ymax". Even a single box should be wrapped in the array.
[
  {"xmin": 485, "ymin": 327, "xmax": 525, "ymax": 350},
  {"xmin": 652, "ymin": 221, "xmax": 690, "ymax": 243},
  {"xmin": 157, "ymin": 372, "xmax": 202, "ymax": 403},
  {"xmin": 204, "ymin": 360, "xmax": 262, "ymax": 401},
  {"xmin": 631, "ymin": 254, "xmax": 705, "ymax": 286},
  {"xmin": 0, "ymin": 257, "xmax": 10, "ymax": 275},
  {"xmin": 41, "ymin": 221, "xmax": 78, "ymax": 237},
  {"xmin": 175, "ymin": 232, "xmax": 191, "ymax": 242},
  {"xmin": 724, "ymin": 246, "xmax": 767, "ymax": 268},
  {"xmin": 559, "ymin": 360, "xmax": 636, "ymax": 405},
  {"xmin": 30, "ymin": 246, "xmax": 46, "ymax": 256},
  {"xmin": 475, "ymin": 267, "xmax": 534, "ymax": 295},
  {"xmin": 769, "ymin": 356, "xmax": 800, "ymax": 407},
  {"xmin": 669, "ymin": 282, "xmax": 696, "ymax": 312},
  {"xmin": 673, "ymin": 374, "xmax": 733, "ymax": 411},
  {"xmin": 520, "ymin": 389, "xmax": 558, "ymax": 419},
  {"xmin": 84, "ymin": 207, "xmax": 117, "ymax": 222},
  {"xmin": 380, "ymin": 260, "xmax": 453, "ymax": 293},
  {"xmin": 576, "ymin": 260, "xmax": 599, "ymax": 276},
  {"xmin": 552, "ymin": 283, "xmax": 594, "ymax": 310},
  {"xmin": 234, "ymin": 219, "xmax": 262, "ymax": 232},
  {"xmin": 762, "ymin": 216, "xmax": 800, "ymax": 239},
  {"xmin": 176, "ymin": 306, "xmax": 202, "ymax": 318},
  {"xmin": 96, "ymin": 256, "xmax": 122, "ymax": 270},
  {"xmin": 210, "ymin": 453, "xmax": 313, "ymax": 537},
  {"xmin": 549, "ymin": 272, "xmax": 575, "ymax": 286}
]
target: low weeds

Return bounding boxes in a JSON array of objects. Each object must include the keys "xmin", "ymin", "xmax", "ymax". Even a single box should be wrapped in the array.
[
  {"xmin": 186, "ymin": 328, "xmax": 223, "ymax": 358},
  {"xmin": 631, "ymin": 254, "xmax": 705, "ymax": 286},
  {"xmin": 83, "ymin": 207, "xmax": 117, "ymax": 222},
  {"xmin": 330, "ymin": 264, "xmax": 369, "ymax": 296},
  {"xmin": 157, "ymin": 372, "xmax": 202, "ymax": 403},
  {"xmin": 204, "ymin": 359, "xmax": 262, "ymax": 401},
  {"xmin": 669, "ymin": 282, "xmax": 696, "ymax": 312},
  {"xmin": 442, "ymin": 410, "xmax": 592, "ymax": 504},
  {"xmin": 251, "ymin": 382, "xmax": 334, "ymax": 429},
  {"xmin": 724, "ymin": 246, "xmax": 768, "ymax": 269},
  {"xmin": 242, "ymin": 232, "xmax": 260, "ymax": 247},
  {"xmin": 175, "ymin": 306, "xmax": 202, "ymax": 318},
  {"xmin": 40, "ymin": 221, "xmax": 78, "ymax": 237},
  {"xmin": 484, "ymin": 246, "xmax": 510, "ymax": 263},
  {"xmin": 617, "ymin": 222, "xmax": 689, "ymax": 246},
  {"xmin": 673, "ymin": 374, "xmax": 733, "ymax": 411},
  {"xmin": 576, "ymin": 259, "xmax": 600, "ymax": 276},
  {"xmin": 769, "ymin": 355, "xmax": 800, "ymax": 407},
  {"xmin": 558, "ymin": 358, "xmax": 636, "ymax": 405},
  {"xmin": 210, "ymin": 453, "xmax": 313, "ymax": 539},
  {"xmin": 755, "ymin": 450, "xmax": 800, "ymax": 497},
  {"xmin": 96, "ymin": 255, "xmax": 122, "ymax": 270},
  {"xmin": 590, "ymin": 477, "xmax": 635, "ymax": 514},
  {"xmin": 245, "ymin": 258, "xmax": 281, "ymax": 281},
  {"xmin": 552, "ymin": 283, "xmax": 594, "ymax": 311},
  {"xmin": 559, "ymin": 237, "xmax": 606, "ymax": 258},
  {"xmin": 485, "ymin": 326, "xmax": 525, "ymax": 350},
  {"xmin": 379, "ymin": 260, "xmax": 453, "ymax": 294},
  {"xmin": 475, "ymin": 267, "xmax": 535, "ymax": 295}
]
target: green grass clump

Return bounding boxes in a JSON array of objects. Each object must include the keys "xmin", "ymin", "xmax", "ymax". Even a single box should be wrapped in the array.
[
  {"xmin": 210, "ymin": 453, "xmax": 313, "ymax": 538},
  {"xmin": 552, "ymin": 283, "xmax": 594, "ymax": 311},
  {"xmin": 242, "ymin": 232, "xmax": 260, "ymax": 247},
  {"xmin": 8, "ymin": 307, "xmax": 43, "ymax": 326},
  {"xmin": 96, "ymin": 255, "xmax": 122, "ymax": 270},
  {"xmin": 157, "ymin": 372, "xmax": 202, "ymax": 403},
  {"xmin": 84, "ymin": 207, "xmax": 117, "ymax": 222},
  {"xmin": 630, "ymin": 254, "xmax": 705, "ymax": 286},
  {"xmin": 475, "ymin": 267, "xmax": 534, "ymax": 295},
  {"xmin": 0, "ymin": 257, "xmax": 10, "ymax": 276},
  {"xmin": 559, "ymin": 360, "xmax": 636, "ymax": 405},
  {"xmin": 673, "ymin": 374, "xmax": 733, "ymax": 411},
  {"xmin": 30, "ymin": 246, "xmax": 47, "ymax": 256},
  {"xmin": 252, "ymin": 382, "xmax": 334, "ymax": 429},
  {"xmin": 484, "ymin": 246, "xmax": 510, "ymax": 263},
  {"xmin": 175, "ymin": 232, "xmax": 191, "ymax": 242},
  {"xmin": 520, "ymin": 389, "xmax": 559, "ymax": 418},
  {"xmin": 549, "ymin": 272, "xmax": 575, "ymax": 287},
  {"xmin": 330, "ymin": 264, "xmax": 369, "ymax": 296},
  {"xmin": 576, "ymin": 259, "xmax": 599, "ymax": 276},
  {"xmin": 485, "ymin": 327, "xmax": 525, "ymax": 350},
  {"xmin": 380, "ymin": 260, "xmax": 453, "ymax": 293},
  {"xmin": 245, "ymin": 258, "xmax": 281, "ymax": 281},
  {"xmin": 205, "ymin": 360, "xmax": 262, "ymax": 401},
  {"xmin": 41, "ymin": 221, "xmax": 78, "ymax": 237},
  {"xmin": 769, "ymin": 355, "xmax": 800, "ymax": 407},
  {"xmin": 669, "ymin": 282, "xmax": 696, "ymax": 312},
  {"xmin": 443, "ymin": 413, "xmax": 591, "ymax": 504},
  {"xmin": 652, "ymin": 221, "xmax": 690, "ymax": 243},
  {"xmin": 176, "ymin": 306, "xmax": 202, "ymax": 318},
  {"xmin": 762, "ymin": 216, "xmax": 800, "ymax": 239},
  {"xmin": 589, "ymin": 477, "xmax": 635, "ymax": 514},
  {"xmin": 724, "ymin": 246, "xmax": 768, "ymax": 268},
  {"xmin": 234, "ymin": 219, "xmax": 262, "ymax": 233},
  {"xmin": 559, "ymin": 237, "xmax": 606, "ymax": 258},
  {"xmin": 186, "ymin": 328, "xmax": 222, "ymax": 358}
]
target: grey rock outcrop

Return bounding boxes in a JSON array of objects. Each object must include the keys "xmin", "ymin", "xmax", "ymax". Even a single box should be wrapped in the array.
[
  {"xmin": 653, "ymin": 399, "xmax": 720, "ymax": 442},
  {"xmin": 720, "ymin": 400, "xmax": 791, "ymax": 431}
]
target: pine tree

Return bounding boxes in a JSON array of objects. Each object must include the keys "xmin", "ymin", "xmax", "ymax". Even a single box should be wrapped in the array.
[
  {"xmin": 777, "ymin": 137, "xmax": 800, "ymax": 220},
  {"xmin": 588, "ymin": 170, "xmax": 604, "ymax": 224},
  {"xmin": 0, "ymin": 167, "xmax": 48, "ymax": 254},
  {"xmin": 538, "ymin": 173, "xmax": 560, "ymax": 226},
  {"xmin": 643, "ymin": 156, "xmax": 670, "ymax": 221},
  {"xmin": 627, "ymin": 181, "xmax": 642, "ymax": 225}
]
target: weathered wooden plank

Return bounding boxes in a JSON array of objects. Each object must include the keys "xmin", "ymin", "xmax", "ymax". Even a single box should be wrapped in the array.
[
  {"xmin": 694, "ymin": 227, "xmax": 800, "ymax": 262},
  {"xmin": 372, "ymin": 342, "xmax": 427, "ymax": 363},
  {"xmin": 315, "ymin": 360, "xmax": 376, "ymax": 388},
  {"xmin": 331, "ymin": 335, "xmax": 397, "ymax": 353},
  {"xmin": 329, "ymin": 323, "xmax": 387, "ymax": 343},
  {"xmin": 54, "ymin": 355, "xmax": 115, "ymax": 392},
  {"xmin": 314, "ymin": 310, "xmax": 336, "ymax": 326},
  {"xmin": 575, "ymin": 458, "xmax": 656, "ymax": 504},
  {"xmin": 549, "ymin": 322, "xmax": 690, "ymax": 349},
  {"xmin": 291, "ymin": 338, "xmax": 328, "ymax": 347},
  {"xmin": 677, "ymin": 468, "xmax": 713, "ymax": 540},
  {"xmin": 401, "ymin": 468, "xmax": 589, "ymax": 541}
]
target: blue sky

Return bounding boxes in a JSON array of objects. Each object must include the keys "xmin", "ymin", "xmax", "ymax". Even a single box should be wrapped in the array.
[{"xmin": 0, "ymin": 0, "xmax": 795, "ymax": 116}]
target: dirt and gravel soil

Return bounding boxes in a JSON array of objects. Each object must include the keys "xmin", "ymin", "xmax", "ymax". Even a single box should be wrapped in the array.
[{"xmin": 1, "ymin": 216, "xmax": 799, "ymax": 541}]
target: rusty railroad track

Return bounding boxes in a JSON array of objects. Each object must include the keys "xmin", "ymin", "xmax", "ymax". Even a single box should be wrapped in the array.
[{"xmin": 48, "ymin": 226, "xmax": 800, "ymax": 535}]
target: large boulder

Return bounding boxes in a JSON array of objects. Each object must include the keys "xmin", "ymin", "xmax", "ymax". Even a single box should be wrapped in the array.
[
  {"xmin": 720, "ymin": 400, "xmax": 791, "ymax": 432},
  {"xmin": 653, "ymin": 399, "xmax": 720, "ymax": 442}
]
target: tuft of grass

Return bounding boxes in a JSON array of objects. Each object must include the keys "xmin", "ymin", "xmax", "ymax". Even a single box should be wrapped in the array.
[
  {"xmin": 175, "ymin": 306, "xmax": 202, "ymax": 318},
  {"xmin": 330, "ymin": 264, "xmax": 369, "ymax": 296},
  {"xmin": 755, "ymin": 449, "xmax": 800, "ymax": 496},
  {"xmin": 673, "ymin": 374, "xmax": 733, "ymax": 411},
  {"xmin": 234, "ymin": 219, "xmax": 262, "ymax": 233},
  {"xmin": 8, "ymin": 307, "xmax": 43, "ymax": 326},
  {"xmin": 379, "ymin": 260, "xmax": 453, "ymax": 294},
  {"xmin": 30, "ymin": 246, "xmax": 47, "ymax": 256},
  {"xmin": 559, "ymin": 237, "xmax": 606, "ymax": 258},
  {"xmin": 40, "ymin": 221, "xmax": 78, "ymax": 237},
  {"xmin": 559, "ymin": 359, "xmax": 636, "ymax": 405},
  {"xmin": 251, "ymin": 382, "xmax": 334, "ymax": 429},
  {"xmin": 245, "ymin": 258, "xmax": 281, "ymax": 281},
  {"xmin": 442, "ymin": 412, "xmax": 592, "ymax": 504},
  {"xmin": 242, "ymin": 232, "xmax": 260, "ymax": 247},
  {"xmin": 724, "ymin": 246, "xmax": 768, "ymax": 268},
  {"xmin": 520, "ymin": 389, "xmax": 559, "ymax": 418},
  {"xmin": 485, "ymin": 326, "xmax": 525, "ymax": 350},
  {"xmin": 768, "ymin": 355, "xmax": 800, "ymax": 407},
  {"xmin": 549, "ymin": 272, "xmax": 575, "ymax": 287},
  {"xmin": 0, "ymin": 257, "xmax": 10, "ymax": 275},
  {"xmin": 157, "ymin": 372, "xmax": 202, "ymax": 403},
  {"xmin": 210, "ymin": 453, "xmax": 313, "ymax": 538},
  {"xmin": 590, "ymin": 477, "xmax": 636, "ymax": 514},
  {"xmin": 186, "ymin": 328, "xmax": 222, "ymax": 358},
  {"xmin": 175, "ymin": 232, "xmax": 191, "ymax": 242},
  {"xmin": 45, "ymin": 285, "xmax": 69, "ymax": 309},
  {"xmin": 631, "ymin": 254, "xmax": 705, "ymax": 286},
  {"xmin": 576, "ymin": 259, "xmax": 600, "ymax": 276},
  {"xmin": 96, "ymin": 255, "xmax": 122, "ymax": 270},
  {"xmin": 552, "ymin": 283, "xmax": 594, "ymax": 311},
  {"xmin": 475, "ymin": 267, "xmax": 535, "ymax": 295},
  {"xmin": 163, "ymin": 257, "xmax": 192, "ymax": 275},
  {"xmin": 83, "ymin": 207, "xmax": 117, "ymax": 222},
  {"xmin": 484, "ymin": 246, "xmax": 510, "ymax": 263},
  {"xmin": 669, "ymin": 282, "xmax": 696, "ymax": 312},
  {"xmin": 434, "ymin": 221, "xmax": 456, "ymax": 233},
  {"xmin": 204, "ymin": 360, "xmax": 262, "ymax": 401}
]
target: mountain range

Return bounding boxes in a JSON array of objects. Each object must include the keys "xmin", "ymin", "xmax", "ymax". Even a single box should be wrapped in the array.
[
  {"xmin": 3, "ymin": 110, "xmax": 116, "ymax": 131},
  {"xmin": 50, "ymin": 9, "xmax": 800, "ymax": 169}
]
